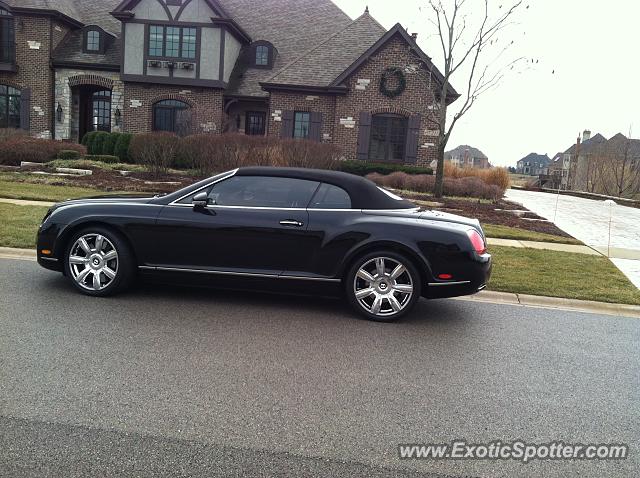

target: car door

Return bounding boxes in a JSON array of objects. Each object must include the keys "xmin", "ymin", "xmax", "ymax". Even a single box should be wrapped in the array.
[{"xmin": 153, "ymin": 175, "xmax": 320, "ymax": 275}]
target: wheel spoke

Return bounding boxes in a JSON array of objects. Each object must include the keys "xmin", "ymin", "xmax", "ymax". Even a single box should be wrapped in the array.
[
  {"xmin": 355, "ymin": 287, "xmax": 375, "ymax": 299},
  {"xmin": 78, "ymin": 238, "xmax": 91, "ymax": 254},
  {"xmin": 390, "ymin": 264, "xmax": 406, "ymax": 280},
  {"xmin": 94, "ymin": 235, "xmax": 104, "ymax": 253},
  {"xmin": 375, "ymin": 258, "xmax": 385, "ymax": 277},
  {"xmin": 393, "ymin": 283, "xmax": 413, "ymax": 294},
  {"xmin": 387, "ymin": 295, "xmax": 402, "ymax": 312},
  {"xmin": 92, "ymin": 271, "xmax": 102, "ymax": 290},
  {"xmin": 103, "ymin": 250, "xmax": 117, "ymax": 261},
  {"xmin": 357, "ymin": 269, "xmax": 375, "ymax": 283},
  {"xmin": 75, "ymin": 267, "xmax": 91, "ymax": 284},
  {"xmin": 69, "ymin": 255, "xmax": 88, "ymax": 265},
  {"xmin": 102, "ymin": 267, "xmax": 116, "ymax": 280},
  {"xmin": 371, "ymin": 296, "xmax": 383, "ymax": 315}
]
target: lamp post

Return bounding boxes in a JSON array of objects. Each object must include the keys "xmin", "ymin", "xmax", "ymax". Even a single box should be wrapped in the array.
[{"xmin": 603, "ymin": 199, "xmax": 616, "ymax": 258}]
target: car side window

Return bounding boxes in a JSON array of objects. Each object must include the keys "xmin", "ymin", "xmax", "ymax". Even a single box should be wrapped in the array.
[
  {"xmin": 309, "ymin": 183, "xmax": 352, "ymax": 209},
  {"xmin": 207, "ymin": 176, "xmax": 320, "ymax": 208}
]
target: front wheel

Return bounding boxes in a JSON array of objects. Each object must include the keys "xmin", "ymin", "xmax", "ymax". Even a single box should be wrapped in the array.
[
  {"xmin": 64, "ymin": 227, "xmax": 134, "ymax": 296},
  {"xmin": 345, "ymin": 252, "xmax": 421, "ymax": 322}
]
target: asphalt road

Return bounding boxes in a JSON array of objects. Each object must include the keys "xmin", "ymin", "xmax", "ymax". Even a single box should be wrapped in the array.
[{"xmin": 1, "ymin": 259, "xmax": 638, "ymax": 478}]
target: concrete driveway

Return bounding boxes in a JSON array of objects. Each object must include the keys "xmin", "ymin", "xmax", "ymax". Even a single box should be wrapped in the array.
[
  {"xmin": 1, "ymin": 259, "xmax": 638, "ymax": 477},
  {"xmin": 505, "ymin": 188, "xmax": 640, "ymax": 288}
]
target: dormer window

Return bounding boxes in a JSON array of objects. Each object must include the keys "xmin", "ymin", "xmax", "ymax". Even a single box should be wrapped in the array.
[
  {"xmin": 86, "ymin": 30, "xmax": 100, "ymax": 51},
  {"xmin": 0, "ymin": 7, "xmax": 15, "ymax": 65},
  {"xmin": 256, "ymin": 45, "xmax": 268, "ymax": 66},
  {"xmin": 251, "ymin": 41, "xmax": 275, "ymax": 69}
]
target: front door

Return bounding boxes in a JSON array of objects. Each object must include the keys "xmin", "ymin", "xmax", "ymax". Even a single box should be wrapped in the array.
[{"xmin": 153, "ymin": 175, "xmax": 321, "ymax": 275}]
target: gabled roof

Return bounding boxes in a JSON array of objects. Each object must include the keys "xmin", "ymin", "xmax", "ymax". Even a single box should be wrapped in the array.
[
  {"xmin": 564, "ymin": 133, "xmax": 606, "ymax": 155},
  {"xmin": 112, "ymin": 0, "xmax": 228, "ymax": 19},
  {"xmin": 225, "ymin": 0, "xmax": 353, "ymax": 97},
  {"xmin": 517, "ymin": 153, "xmax": 550, "ymax": 165},
  {"xmin": 263, "ymin": 11, "xmax": 386, "ymax": 89},
  {"xmin": 445, "ymin": 145, "xmax": 488, "ymax": 160}
]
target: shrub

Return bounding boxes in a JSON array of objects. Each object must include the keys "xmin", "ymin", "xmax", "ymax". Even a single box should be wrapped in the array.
[
  {"xmin": 366, "ymin": 172, "xmax": 502, "ymax": 200},
  {"xmin": 176, "ymin": 134, "xmax": 341, "ymax": 175},
  {"xmin": 82, "ymin": 131, "xmax": 98, "ymax": 149},
  {"xmin": 85, "ymin": 154, "xmax": 120, "ymax": 164},
  {"xmin": 0, "ymin": 128, "xmax": 28, "ymax": 143},
  {"xmin": 0, "ymin": 137, "xmax": 86, "ymax": 166},
  {"xmin": 129, "ymin": 132, "xmax": 180, "ymax": 176},
  {"xmin": 57, "ymin": 149, "xmax": 81, "ymax": 160},
  {"xmin": 114, "ymin": 133, "xmax": 133, "ymax": 163},
  {"xmin": 338, "ymin": 160, "xmax": 433, "ymax": 176},
  {"xmin": 90, "ymin": 131, "xmax": 110, "ymax": 155},
  {"xmin": 101, "ymin": 132, "xmax": 121, "ymax": 156},
  {"xmin": 443, "ymin": 163, "xmax": 510, "ymax": 191}
]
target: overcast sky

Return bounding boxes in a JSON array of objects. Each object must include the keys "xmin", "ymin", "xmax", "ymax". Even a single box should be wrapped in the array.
[{"xmin": 333, "ymin": 0, "xmax": 640, "ymax": 167}]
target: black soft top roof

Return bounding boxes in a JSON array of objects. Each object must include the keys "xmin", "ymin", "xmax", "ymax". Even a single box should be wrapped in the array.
[{"xmin": 236, "ymin": 167, "xmax": 416, "ymax": 210}]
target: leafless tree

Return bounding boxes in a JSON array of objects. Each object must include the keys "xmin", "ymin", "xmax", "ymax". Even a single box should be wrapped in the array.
[
  {"xmin": 417, "ymin": 0, "xmax": 527, "ymax": 197},
  {"xmin": 593, "ymin": 135, "xmax": 640, "ymax": 198}
]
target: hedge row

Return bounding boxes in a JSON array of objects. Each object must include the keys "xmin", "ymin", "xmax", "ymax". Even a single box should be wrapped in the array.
[
  {"xmin": 0, "ymin": 138, "xmax": 86, "ymax": 166},
  {"xmin": 337, "ymin": 160, "xmax": 433, "ymax": 177},
  {"xmin": 82, "ymin": 131, "xmax": 133, "ymax": 163}
]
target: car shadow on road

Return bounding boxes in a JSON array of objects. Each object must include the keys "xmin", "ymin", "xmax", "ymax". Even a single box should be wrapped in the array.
[{"xmin": 39, "ymin": 272, "xmax": 472, "ymax": 327}]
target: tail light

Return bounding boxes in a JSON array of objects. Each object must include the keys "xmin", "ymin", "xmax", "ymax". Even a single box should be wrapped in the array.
[{"xmin": 466, "ymin": 229, "xmax": 487, "ymax": 254}]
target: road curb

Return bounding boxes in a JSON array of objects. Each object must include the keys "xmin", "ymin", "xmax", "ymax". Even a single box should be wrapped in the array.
[{"xmin": 1, "ymin": 246, "xmax": 639, "ymax": 318}]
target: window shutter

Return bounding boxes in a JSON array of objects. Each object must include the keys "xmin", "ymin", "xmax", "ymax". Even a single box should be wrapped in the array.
[
  {"xmin": 309, "ymin": 111, "xmax": 322, "ymax": 142},
  {"xmin": 280, "ymin": 110, "xmax": 294, "ymax": 138},
  {"xmin": 356, "ymin": 111, "xmax": 372, "ymax": 160},
  {"xmin": 405, "ymin": 114, "xmax": 421, "ymax": 163},
  {"xmin": 20, "ymin": 88, "xmax": 31, "ymax": 132}
]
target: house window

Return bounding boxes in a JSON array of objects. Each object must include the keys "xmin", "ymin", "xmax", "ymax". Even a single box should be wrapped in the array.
[
  {"xmin": 0, "ymin": 8, "xmax": 15, "ymax": 64},
  {"xmin": 245, "ymin": 111, "xmax": 266, "ymax": 136},
  {"xmin": 153, "ymin": 99, "xmax": 191, "ymax": 135},
  {"xmin": 0, "ymin": 85, "xmax": 20, "ymax": 128},
  {"xmin": 92, "ymin": 90, "xmax": 111, "ymax": 132},
  {"xmin": 86, "ymin": 30, "xmax": 100, "ymax": 51},
  {"xmin": 369, "ymin": 114, "xmax": 408, "ymax": 162},
  {"xmin": 293, "ymin": 112, "xmax": 310, "ymax": 139},
  {"xmin": 256, "ymin": 45, "xmax": 268, "ymax": 66},
  {"xmin": 149, "ymin": 26, "xmax": 198, "ymax": 59}
]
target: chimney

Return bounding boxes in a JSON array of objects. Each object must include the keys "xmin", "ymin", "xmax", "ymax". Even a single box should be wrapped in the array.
[
  {"xmin": 411, "ymin": 33, "xmax": 418, "ymax": 41},
  {"xmin": 582, "ymin": 130, "xmax": 591, "ymax": 142}
]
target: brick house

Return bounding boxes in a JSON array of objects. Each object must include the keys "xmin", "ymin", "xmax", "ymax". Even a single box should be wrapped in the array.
[
  {"xmin": 0, "ymin": 0, "xmax": 456, "ymax": 166},
  {"xmin": 444, "ymin": 145, "xmax": 490, "ymax": 169}
]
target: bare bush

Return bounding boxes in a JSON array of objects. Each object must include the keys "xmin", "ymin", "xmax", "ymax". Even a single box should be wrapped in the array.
[
  {"xmin": 0, "ymin": 137, "xmax": 85, "ymax": 166},
  {"xmin": 129, "ymin": 132, "xmax": 180, "ymax": 177}
]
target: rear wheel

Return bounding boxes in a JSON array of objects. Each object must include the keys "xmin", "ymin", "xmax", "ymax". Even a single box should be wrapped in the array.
[
  {"xmin": 345, "ymin": 252, "xmax": 421, "ymax": 322},
  {"xmin": 64, "ymin": 227, "xmax": 134, "ymax": 296}
]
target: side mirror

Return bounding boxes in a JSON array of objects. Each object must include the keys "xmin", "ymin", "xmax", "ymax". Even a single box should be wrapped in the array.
[{"xmin": 192, "ymin": 192, "xmax": 209, "ymax": 208}]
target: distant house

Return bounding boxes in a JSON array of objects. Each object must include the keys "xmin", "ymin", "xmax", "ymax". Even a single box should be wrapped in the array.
[
  {"xmin": 444, "ymin": 145, "xmax": 490, "ymax": 169},
  {"xmin": 516, "ymin": 153, "xmax": 550, "ymax": 176},
  {"xmin": 548, "ymin": 130, "xmax": 606, "ymax": 189}
]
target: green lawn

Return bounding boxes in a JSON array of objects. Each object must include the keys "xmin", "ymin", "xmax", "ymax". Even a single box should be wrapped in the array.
[
  {"xmin": 488, "ymin": 246, "xmax": 640, "ymax": 305},
  {"xmin": 0, "ymin": 203, "xmax": 50, "ymax": 248},
  {"xmin": 482, "ymin": 223, "xmax": 582, "ymax": 245},
  {"xmin": 0, "ymin": 178, "xmax": 104, "ymax": 202}
]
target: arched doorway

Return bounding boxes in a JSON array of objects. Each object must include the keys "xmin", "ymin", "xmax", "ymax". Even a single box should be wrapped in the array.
[{"xmin": 77, "ymin": 87, "xmax": 111, "ymax": 141}]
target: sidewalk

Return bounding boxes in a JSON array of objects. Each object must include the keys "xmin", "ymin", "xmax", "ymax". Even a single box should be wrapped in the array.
[
  {"xmin": 0, "ymin": 198, "xmax": 55, "ymax": 207},
  {"xmin": 486, "ymin": 237, "xmax": 601, "ymax": 255}
]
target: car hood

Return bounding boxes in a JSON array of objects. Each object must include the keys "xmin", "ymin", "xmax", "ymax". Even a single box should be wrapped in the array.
[{"xmin": 50, "ymin": 194, "xmax": 155, "ymax": 210}]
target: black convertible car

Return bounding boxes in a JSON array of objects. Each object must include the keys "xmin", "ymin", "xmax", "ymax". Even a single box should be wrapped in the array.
[{"xmin": 37, "ymin": 167, "xmax": 491, "ymax": 321}]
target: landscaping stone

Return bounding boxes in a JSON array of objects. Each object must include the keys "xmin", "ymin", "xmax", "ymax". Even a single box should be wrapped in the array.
[{"xmin": 55, "ymin": 168, "xmax": 92, "ymax": 176}]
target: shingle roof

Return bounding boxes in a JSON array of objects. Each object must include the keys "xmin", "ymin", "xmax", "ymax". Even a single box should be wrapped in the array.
[
  {"xmin": 224, "ymin": 0, "xmax": 354, "ymax": 97},
  {"xmin": 264, "ymin": 12, "xmax": 386, "ymax": 88},
  {"xmin": 564, "ymin": 133, "xmax": 606, "ymax": 155},
  {"xmin": 53, "ymin": 33, "xmax": 121, "ymax": 69},
  {"xmin": 518, "ymin": 153, "xmax": 550, "ymax": 165},
  {"xmin": 445, "ymin": 145, "xmax": 488, "ymax": 160}
]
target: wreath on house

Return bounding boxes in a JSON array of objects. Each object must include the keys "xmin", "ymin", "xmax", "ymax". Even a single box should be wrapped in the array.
[{"xmin": 379, "ymin": 67, "xmax": 406, "ymax": 98}]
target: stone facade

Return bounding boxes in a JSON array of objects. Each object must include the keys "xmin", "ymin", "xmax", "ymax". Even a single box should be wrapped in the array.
[
  {"xmin": 54, "ymin": 69, "xmax": 125, "ymax": 141},
  {"xmin": 123, "ymin": 84, "xmax": 224, "ymax": 135},
  {"xmin": 0, "ymin": 14, "xmax": 55, "ymax": 138}
]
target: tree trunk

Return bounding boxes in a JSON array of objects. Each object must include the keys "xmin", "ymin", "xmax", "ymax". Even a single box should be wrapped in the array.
[{"xmin": 434, "ymin": 144, "xmax": 446, "ymax": 198}]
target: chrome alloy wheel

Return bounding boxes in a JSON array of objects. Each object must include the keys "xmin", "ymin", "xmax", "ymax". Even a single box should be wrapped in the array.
[
  {"xmin": 353, "ymin": 256, "xmax": 414, "ymax": 317},
  {"xmin": 68, "ymin": 234, "xmax": 119, "ymax": 291}
]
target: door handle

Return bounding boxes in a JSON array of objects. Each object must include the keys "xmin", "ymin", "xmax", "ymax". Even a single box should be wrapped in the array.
[{"xmin": 279, "ymin": 220, "xmax": 304, "ymax": 227}]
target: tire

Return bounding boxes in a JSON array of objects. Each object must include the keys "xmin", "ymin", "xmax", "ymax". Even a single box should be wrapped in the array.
[
  {"xmin": 63, "ymin": 226, "xmax": 135, "ymax": 297},
  {"xmin": 345, "ymin": 251, "xmax": 422, "ymax": 322}
]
